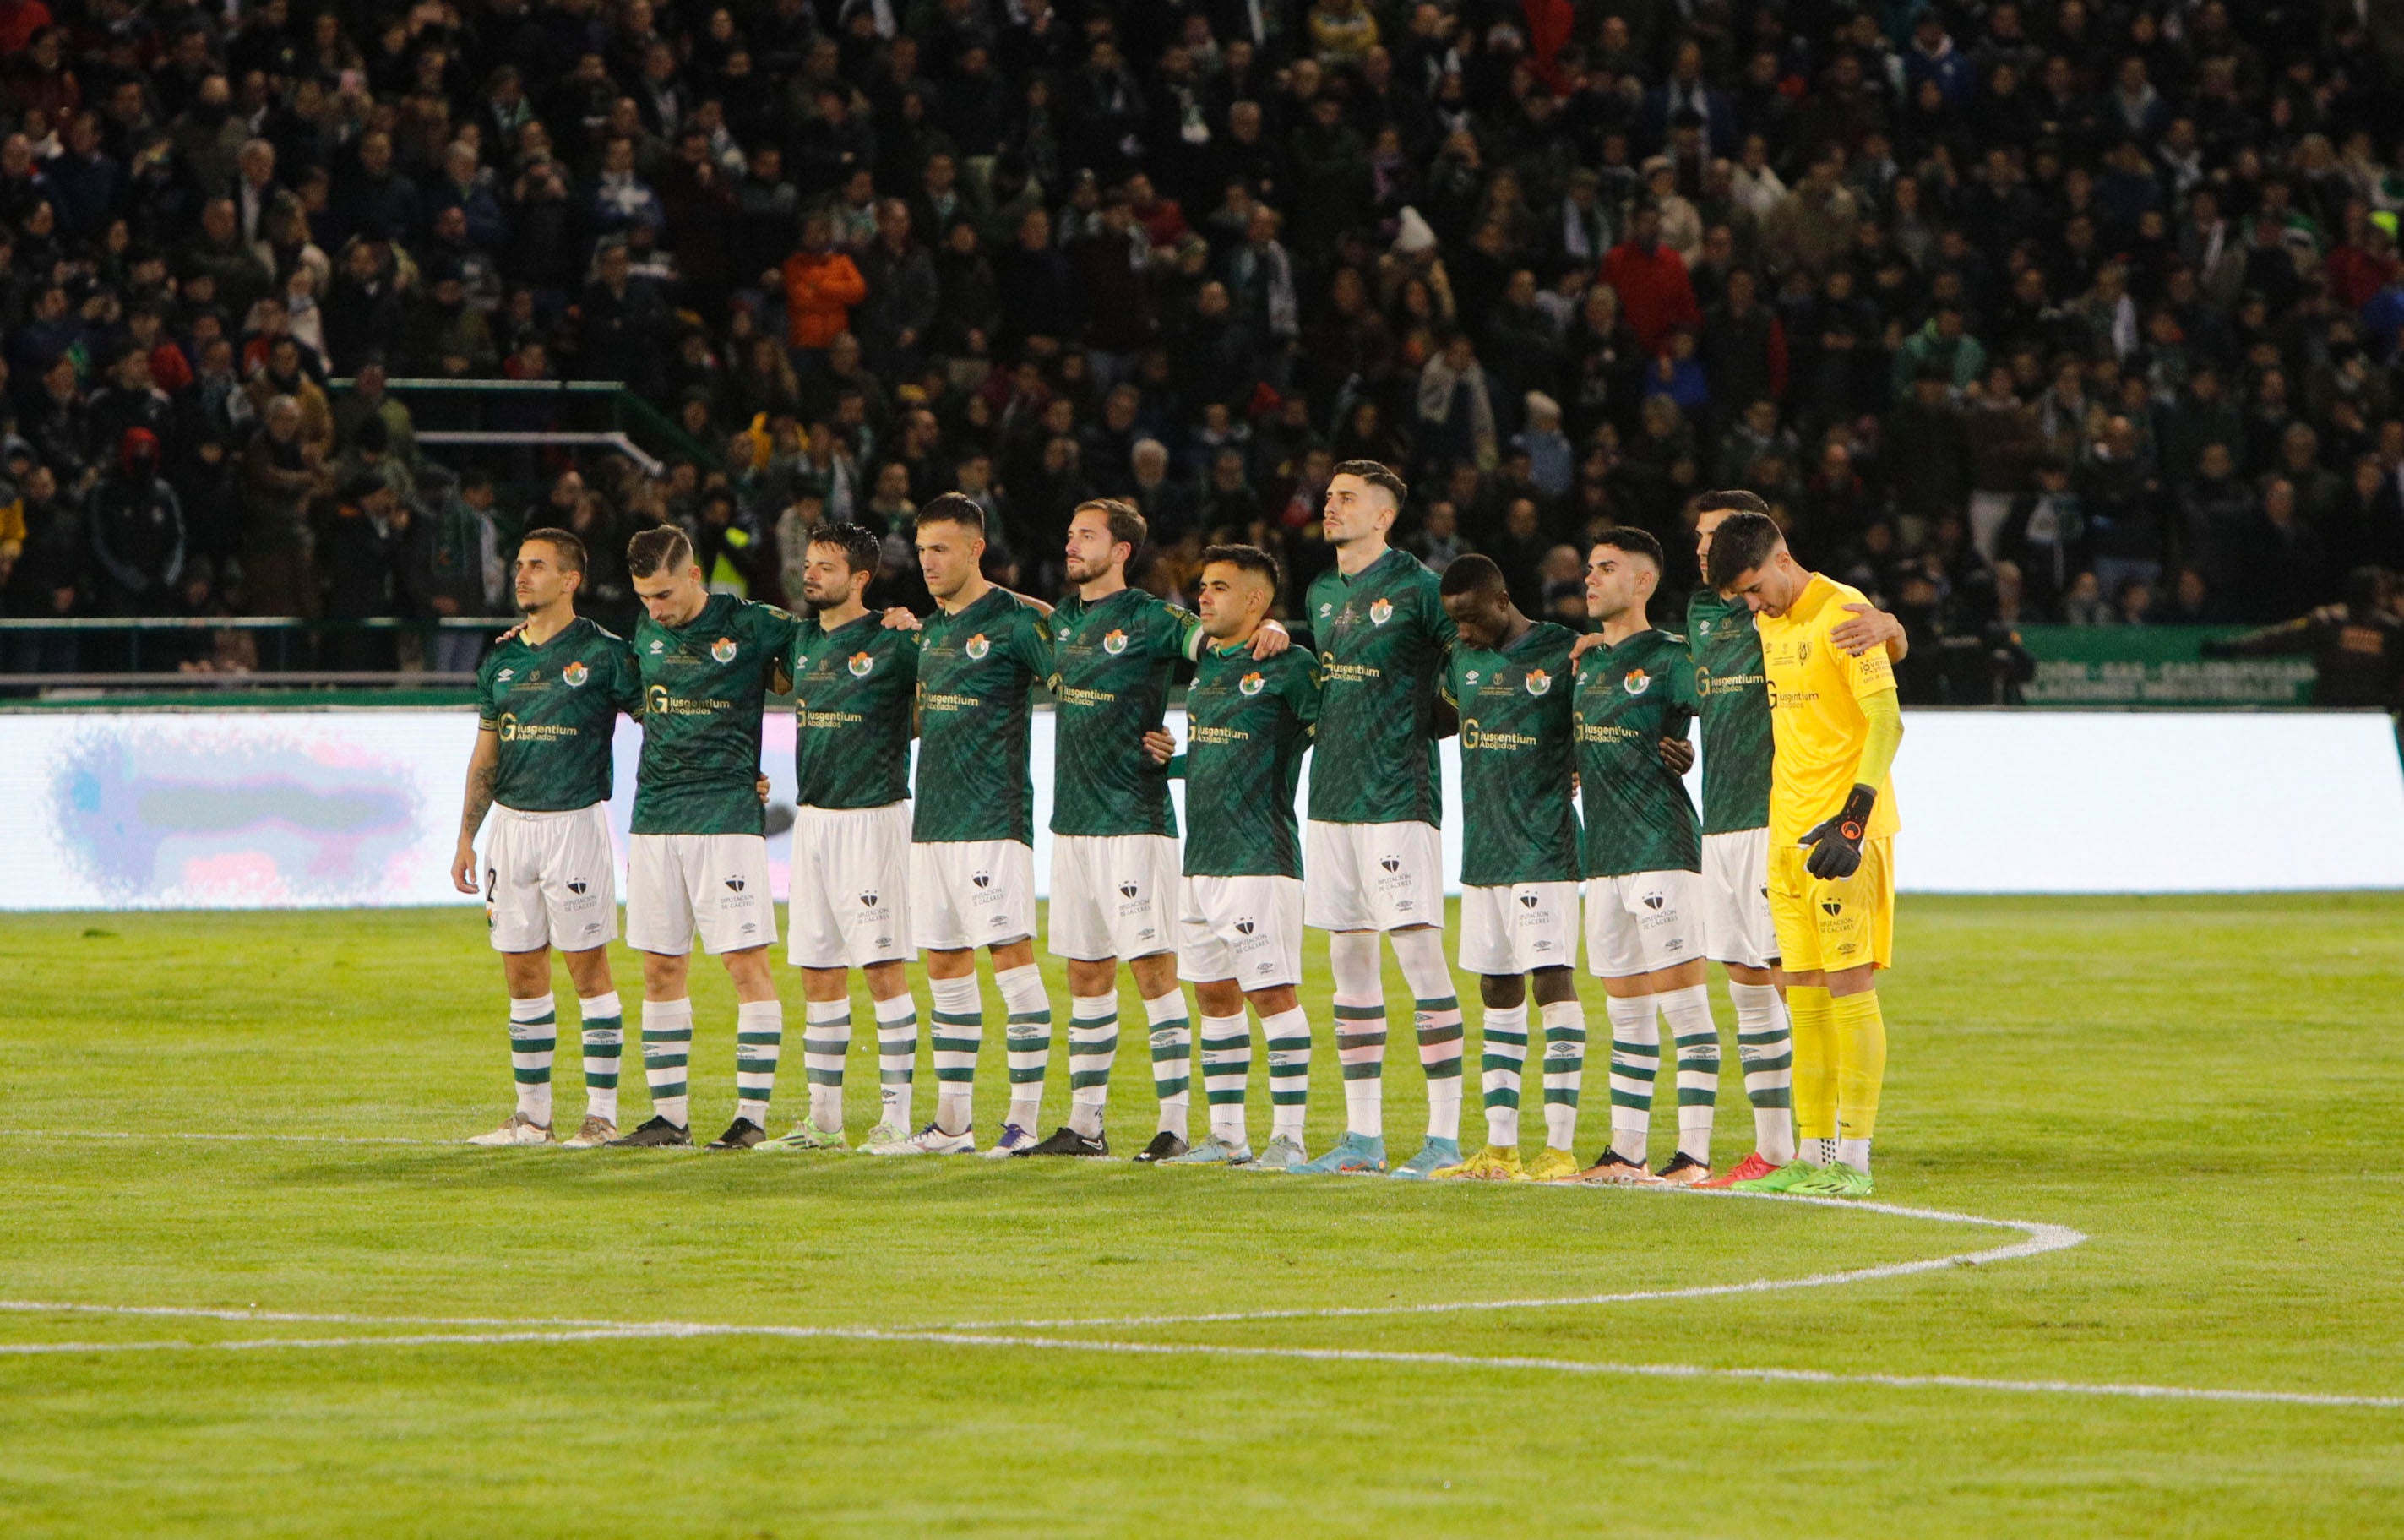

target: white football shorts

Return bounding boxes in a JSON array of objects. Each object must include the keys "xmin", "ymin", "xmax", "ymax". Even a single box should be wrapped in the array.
[
  {"xmin": 624, "ymin": 831, "xmax": 776, "ymax": 955},
  {"xmin": 1583, "ymin": 868, "xmax": 1704, "ymax": 979},
  {"xmin": 1700, "ymin": 826, "xmax": 1780, "ymax": 971},
  {"xmin": 483, "ymin": 802, "xmax": 617, "ymax": 954},
  {"xmin": 1303, "ymin": 819, "xmax": 1442, "ymax": 932},
  {"xmin": 1049, "ymin": 832, "xmax": 1178, "ymax": 961},
  {"xmin": 1177, "ymin": 873, "xmax": 1305, "ymax": 990},
  {"xmin": 910, "ymin": 838, "xmax": 1036, "ymax": 951},
  {"xmin": 787, "ymin": 802, "xmax": 912, "ymax": 969},
  {"xmin": 1457, "ymin": 880, "xmax": 1580, "ymax": 975}
]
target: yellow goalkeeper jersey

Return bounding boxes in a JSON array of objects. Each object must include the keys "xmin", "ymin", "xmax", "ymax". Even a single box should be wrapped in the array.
[{"xmin": 1758, "ymin": 574, "xmax": 1902, "ymax": 848}]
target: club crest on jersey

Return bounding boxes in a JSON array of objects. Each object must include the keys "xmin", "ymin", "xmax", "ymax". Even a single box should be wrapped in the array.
[
  {"xmin": 848, "ymin": 651, "xmax": 874, "ymax": 677},
  {"xmin": 1239, "ymin": 671, "xmax": 1265, "ymax": 695},
  {"xmin": 1798, "ymin": 639, "xmax": 1814, "ymax": 666},
  {"xmin": 725, "ymin": 877, "xmax": 746, "ymax": 892},
  {"xmin": 1623, "ymin": 668, "xmax": 1651, "ymax": 695},
  {"xmin": 965, "ymin": 634, "xmax": 991, "ymax": 660},
  {"xmin": 1369, "ymin": 597, "xmax": 1394, "ymax": 625},
  {"xmin": 1525, "ymin": 667, "xmax": 1553, "ymax": 695},
  {"xmin": 563, "ymin": 661, "xmax": 589, "ymax": 688},
  {"xmin": 711, "ymin": 637, "xmax": 738, "ymax": 663},
  {"xmin": 1234, "ymin": 917, "xmax": 1255, "ymax": 935},
  {"xmin": 1102, "ymin": 628, "xmax": 1129, "ymax": 655}
]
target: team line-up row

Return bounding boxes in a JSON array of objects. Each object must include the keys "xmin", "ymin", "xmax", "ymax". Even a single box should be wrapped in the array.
[{"xmin": 456, "ymin": 467, "xmax": 1905, "ymax": 1195}]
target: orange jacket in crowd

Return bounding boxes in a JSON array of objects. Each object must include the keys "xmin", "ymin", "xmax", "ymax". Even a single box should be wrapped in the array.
[{"xmin": 781, "ymin": 248, "xmax": 868, "ymax": 350}]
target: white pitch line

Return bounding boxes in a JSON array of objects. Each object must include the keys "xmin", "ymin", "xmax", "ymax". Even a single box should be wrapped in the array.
[
  {"xmin": 935, "ymin": 1193, "xmax": 2088, "ymax": 1329},
  {"xmin": 0, "ymin": 1300, "xmax": 636, "ymax": 1329},
  {"xmin": 0, "ymin": 1129, "xmax": 428, "ymax": 1146},
  {"xmin": 3, "ymin": 1320, "xmax": 2394, "ymax": 1410}
]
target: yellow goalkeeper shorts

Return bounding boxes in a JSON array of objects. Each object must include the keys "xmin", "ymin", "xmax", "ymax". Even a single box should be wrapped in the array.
[{"xmin": 1768, "ymin": 835, "xmax": 1894, "ymax": 975}]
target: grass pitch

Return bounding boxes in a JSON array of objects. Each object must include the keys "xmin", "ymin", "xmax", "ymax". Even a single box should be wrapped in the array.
[{"xmin": 2, "ymin": 894, "xmax": 2401, "ymax": 1537}]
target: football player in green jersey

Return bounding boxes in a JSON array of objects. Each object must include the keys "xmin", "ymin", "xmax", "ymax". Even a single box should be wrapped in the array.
[
  {"xmin": 1028, "ymin": 500, "xmax": 1290, "ymax": 1161},
  {"xmin": 1292, "ymin": 461, "xmax": 1466, "ymax": 1179},
  {"xmin": 870, "ymin": 495, "xmax": 1059, "ymax": 1157},
  {"xmin": 454, "ymin": 529, "xmax": 643, "ymax": 1148},
  {"xmin": 757, "ymin": 521, "xmax": 925, "ymax": 1155},
  {"xmin": 1428, "ymin": 555, "xmax": 1587, "ymax": 1183},
  {"xmin": 1569, "ymin": 528, "xmax": 1714, "ymax": 1186},
  {"xmin": 613, "ymin": 526, "xmax": 802, "ymax": 1151}
]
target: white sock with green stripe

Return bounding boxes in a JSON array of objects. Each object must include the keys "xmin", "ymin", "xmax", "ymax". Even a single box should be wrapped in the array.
[
  {"xmin": 735, "ymin": 999, "xmax": 782, "ymax": 1129},
  {"xmin": 1539, "ymin": 999, "xmax": 1585, "ymax": 1149},
  {"xmin": 1392, "ymin": 928, "xmax": 1462, "ymax": 1142},
  {"xmin": 1144, "ymin": 991, "xmax": 1192, "ymax": 1137},
  {"xmin": 1066, "ymin": 993, "xmax": 1118, "ymax": 1138},
  {"xmin": 1727, "ymin": 980, "xmax": 1796, "ymax": 1164},
  {"xmin": 1661, "ymin": 984, "xmax": 1719, "ymax": 1162},
  {"xmin": 1198, "ymin": 1009, "xmax": 1249, "ymax": 1145},
  {"xmin": 997, "ymin": 963, "xmax": 1052, "ymax": 1132},
  {"xmin": 1479, "ymin": 1001, "xmax": 1529, "ymax": 1149},
  {"xmin": 1262, "ymin": 1006, "xmax": 1311, "ymax": 1143},
  {"xmin": 873, "ymin": 991, "xmax": 917, "ymax": 1131},
  {"xmin": 927, "ymin": 973, "xmax": 980, "ymax": 1135},
  {"xmin": 1606, "ymin": 993, "xmax": 1659, "ymax": 1164},
  {"xmin": 577, "ymin": 991, "xmax": 623, "ymax": 1124},
  {"xmin": 1330, "ymin": 931, "xmax": 1385, "ymax": 1139},
  {"xmin": 803, "ymin": 999, "xmax": 851, "ymax": 1134},
  {"xmin": 509, "ymin": 993, "xmax": 557, "ymax": 1127},
  {"xmin": 640, "ymin": 997, "xmax": 693, "ymax": 1129}
]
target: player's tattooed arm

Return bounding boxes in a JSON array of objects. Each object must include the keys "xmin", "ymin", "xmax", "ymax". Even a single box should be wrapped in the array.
[
  {"xmin": 452, "ymin": 726, "xmax": 502, "ymax": 894},
  {"xmin": 1830, "ymin": 602, "xmax": 1909, "ymax": 661}
]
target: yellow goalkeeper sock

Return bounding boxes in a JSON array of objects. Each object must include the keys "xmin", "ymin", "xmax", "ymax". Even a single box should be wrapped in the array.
[
  {"xmin": 1787, "ymin": 985, "xmax": 1836, "ymax": 1148},
  {"xmin": 1830, "ymin": 989, "xmax": 1889, "ymax": 1143}
]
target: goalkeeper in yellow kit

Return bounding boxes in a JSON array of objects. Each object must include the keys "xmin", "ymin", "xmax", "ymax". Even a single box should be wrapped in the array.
[{"xmin": 1703, "ymin": 512, "xmax": 1903, "ymax": 1197}]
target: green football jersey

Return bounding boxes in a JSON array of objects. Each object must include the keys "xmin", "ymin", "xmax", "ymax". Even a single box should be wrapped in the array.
[
  {"xmin": 912, "ymin": 585, "xmax": 1054, "ymax": 845},
  {"xmin": 1441, "ymin": 621, "xmax": 1580, "ymax": 887},
  {"xmin": 1303, "ymin": 546, "xmax": 1456, "ymax": 825},
  {"xmin": 1687, "ymin": 588, "xmax": 1775, "ymax": 836},
  {"xmin": 1570, "ymin": 627, "xmax": 1701, "ymax": 878},
  {"xmin": 1182, "ymin": 641, "xmax": 1320, "ymax": 879},
  {"xmin": 629, "ymin": 593, "xmax": 800, "ymax": 836},
  {"xmin": 1047, "ymin": 585, "xmax": 1196, "ymax": 838},
  {"xmin": 788, "ymin": 610, "xmax": 919, "ymax": 809},
  {"xmin": 474, "ymin": 616, "xmax": 642, "ymax": 812}
]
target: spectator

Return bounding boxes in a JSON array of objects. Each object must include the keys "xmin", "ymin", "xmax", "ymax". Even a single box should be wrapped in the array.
[{"xmin": 1602, "ymin": 202, "xmax": 1700, "ymax": 358}]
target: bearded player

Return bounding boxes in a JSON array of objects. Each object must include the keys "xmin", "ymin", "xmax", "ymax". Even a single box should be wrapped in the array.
[
  {"xmin": 1291, "ymin": 461, "xmax": 1466, "ymax": 1178},
  {"xmin": 757, "ymin": 521, "xmax": 923, "ymax": 1153},
  {"xmin": 1706, "ymin": 510, "xmax": 1904, "ymax": 1197},
  {"xmin": 454, "ymin": 529, "xmax": 642, "ymax": 1147}
]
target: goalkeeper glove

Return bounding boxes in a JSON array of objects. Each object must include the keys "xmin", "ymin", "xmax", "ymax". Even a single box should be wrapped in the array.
[{"xmin": 1799, "ymin": 785, "xmax": 1876, "ymax": 880}]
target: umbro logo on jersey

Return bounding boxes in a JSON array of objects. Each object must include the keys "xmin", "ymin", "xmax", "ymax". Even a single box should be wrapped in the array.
[
  {"xmin": 1057, "ymin": 626, "xmax": 1070, "ymax": 640},
  {"xmin": 711, "ymin": 637, "xmax": 738, "ymax": 663},
  {"xmin": 859, "ymin": 890, "xmax": 878, "ymax": 907},
  {"xmin": 1524, "ymin": 668, "xmax": 1552, "ymax": 695},
  {"xmin": 971, "ymin": 870, "xmax": 992, "ymax": 888},
  {"xmin": 1822, "ymin": 900, "xmax": 1843, "ymax": 916},
  {"xmin": 563, "ymin": 661, "xmax": 589, "ymax": 687},
  {"xmin": 648, "ymin": 639, "xmax": 665, "ymax": 653},
  {"xmin": 1234, "ymin": 917, "xmax": 1255, "ymax": 935},
  {"xmin": 849, "ymin": 651, "xmax": 874, "ymax": 676},
  {"xmin": 1643, "ymin": 893, "xmax": 1665, "ymax": 910},
  {"xmin": 1318, "ymin": 603, "xmax": 1332, "ymax": 617},
  {"xmin": 1369, "ymin": 598, "xmax": 1394, "ymax": 625},
  {"xmin": 1380, "ymin": 855, "xmax": 1400, "ymax": 873},
  {"xmin": 725, "ymin": 877, "xmax": 746, "ymax": 892},
  {"xmin": 1118, "ymin": 880, "xmax": 1139, "ymax": 899},
  {"xmin": 567, "ymin": 879, "xmax": 588, "ymax": 895},
  {"xmin": 1102, "ymin": 629, "xmax": 1128, "ymax": 655},
  {"xmin": 1464, "ymin": 670, "xmax": 1480, "ymax": 686},
  {"xmin": 1699, "ymin": 621, "xmax": 1711, "ymax": 634},
  {"xmin": 1624, "ymin": 669, "xmax": 1651, "ymax": 695},
  {"xmin": 497, "ymin": 667, "xmax": 515, "ymax": 682}
]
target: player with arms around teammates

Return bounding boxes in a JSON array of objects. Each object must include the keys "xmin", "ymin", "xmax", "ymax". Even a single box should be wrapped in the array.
[
  {"xmin": 612, "ymin": 526, "xmax": 802, "ymax": 1150},
  {"xmin": 1424, "ymin": 555, "xmax": 1591, "ymax": 1183},
  {"xmin": 869, "ymin": 495, "xmax": 1058, "ymax": 1157},
  {"xmin": 1706, "ymin": 511, "xmax": 1905, "ymax": 1197},
  {"xmin": 755, "ymin": 521, "xmax": 924, "ymax": 1154},
  {"xmin": 454, "ymin": 528, "xmax": 643, "ymax": 1147},
  {"xmin": 1292, "ymin": 461, "xmax": 1469, "ymax": 1178},
  {"xmin": 1144, "ymin": 546, "xmax": 1324, "ymax": 1170},
  {"xmin": 1030, "ymin": 500, "xmax": 1287, "ymax": 1161}
]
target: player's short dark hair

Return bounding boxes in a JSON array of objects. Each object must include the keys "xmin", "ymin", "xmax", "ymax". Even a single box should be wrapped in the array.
[
  {"xmin": 808, "ymin": 520, "xmax": 882, "ymax": 578},
  {"xmin": 916, "ymin": 491, "xmax": 986, "ymax": 537},
  {"xmin": 1593, "ymin": 526, "xmax": 1665, "ymax": 572},
  {"xmin": 1330, "ymin": 459, "xmax": 1408, "ymax": 512},
  {"xmin": 1705, "ymin": 510, "xmax": 1785, "ymax": 590},
  {"xmin": 1200, "ymin": 542, "xmax": 1281, "ymax": 590},
  {"xmin": 1074, "ymin": 497, "xmax": 1148, "ymax": 555},
  {"xmin": 519, "ymin": 526, "xmax": 587, "ymax": 575},
  {"xmin": 626, "ymin": 525, "xmax": 694, "ymax": 578},
  {"xmin": 1693, "ymin": 488, "xmax": 1770, "ymax": 517},
  {"xmin": 1438, "ymin": 552, "xmax": 1507, "ymax": 597}
]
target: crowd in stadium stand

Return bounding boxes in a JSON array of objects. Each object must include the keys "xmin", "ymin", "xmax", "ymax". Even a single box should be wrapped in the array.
[{"xmin": 3, "ymin": 0, "xmax": 2404, "ymax": 699}]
